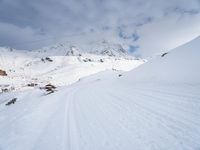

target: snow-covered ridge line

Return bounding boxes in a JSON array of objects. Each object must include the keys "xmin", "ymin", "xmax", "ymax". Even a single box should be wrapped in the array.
[
  {"xmin": 0, "ymin": 40, "xmax": 131, "ymax": 58},
  {"xmin": 34, "ymin": 40, "xmax": 130, "ymax": 57}
]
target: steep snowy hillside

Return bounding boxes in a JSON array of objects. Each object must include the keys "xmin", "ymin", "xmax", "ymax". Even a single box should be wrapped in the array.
[
  {"xmin": 122, "ymin": 36, "xmax": 200, "ymax": 84},
  {"xmin": 0, "ymin": 37, "xmax": 199, "ymax": 150}
]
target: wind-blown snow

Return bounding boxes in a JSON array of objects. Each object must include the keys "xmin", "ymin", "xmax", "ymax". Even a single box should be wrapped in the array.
[{"xmin": 0, "ymin": 37, "xmax": 200, "ymax": 150}]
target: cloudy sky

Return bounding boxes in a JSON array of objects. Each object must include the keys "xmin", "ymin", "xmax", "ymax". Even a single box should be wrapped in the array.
[{"xmin": 0, "ymin": 0, "xmax": 200, "ymax": 57}]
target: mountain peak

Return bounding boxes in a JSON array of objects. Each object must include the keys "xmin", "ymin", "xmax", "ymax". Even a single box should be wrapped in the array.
[{"xmin": 34, "ymin": 41, "xmax": 130, "ymax": 57}]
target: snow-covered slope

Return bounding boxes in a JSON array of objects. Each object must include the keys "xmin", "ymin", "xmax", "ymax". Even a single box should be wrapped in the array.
[
  {"xmin": 122, "ymin": 36, "xmax": 200, "ymax": 84},
  {"xmin": 0, "ymin": 45, "xmax": 144, "ymax": 91},
  {"xmin": 0, "ymin": 37, "xmax": 200, "ymax": 150}
]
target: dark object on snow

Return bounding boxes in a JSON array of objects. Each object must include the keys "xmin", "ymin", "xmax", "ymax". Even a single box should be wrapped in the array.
[
  {"xmin": 45, "ymin": 84, "xmax": 56, "ymax": 89},
  {"xmin": 0, "ymin": 69, "xmax": 7, "ymax": 76},
  {"xmin": 99, "ymin": 59, "xmax": 104, "ymax": 63},
  {"xmin": 112, "ymin": 68, "xmax": 117, "ymax": 71},
  {"xmin": 40, "ymin": 84, "xmax": 57, "ymax": 95},
  {"xmin": 161, "ymin": 52, "xmax": 168, "ymax": 57},
  {"xmin": 41, "ymin": 57, "xmax": 53, "ymax": 62},
  {"xmin": 1, "ymin": 86, "xmax": 15, "ymax": 93},
  {"xmin": 41, "ymin": 58, "xmax": 45, "ymax": 62},
  {"xmin": 118, "ymin": 74, "xmax": 122, "ymax": 77},
  {"xmin": 27, "ymin": 83, "xmax": 38, "ymax": 87},
  {"xmin": 45, "ymin": 57, "xmax": 53, "ymax": 62},
  {"xmin": 1, "ymin": 88, "xmax": 9, "ymax": 93},
  {"xmin": 83, "ymin": 58, "xmax": 92, "ymax": 62},
  {"xmin": 6, "ymin": 98, "xmax": 17, "ymax": 106}
]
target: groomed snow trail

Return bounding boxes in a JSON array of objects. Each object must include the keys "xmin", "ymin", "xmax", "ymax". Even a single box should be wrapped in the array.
[{"xmin": 0, "ymin": 72, "xmax": 200, "ymax": 150}]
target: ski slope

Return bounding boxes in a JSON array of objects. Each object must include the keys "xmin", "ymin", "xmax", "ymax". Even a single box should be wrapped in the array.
[{"xmin": 0, "ymin": 37, "xmax": 200, "ymax": 150}]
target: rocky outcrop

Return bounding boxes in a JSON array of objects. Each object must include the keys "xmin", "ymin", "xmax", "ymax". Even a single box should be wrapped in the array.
[
  {"xmin": 40, "ymin": 84, "xmax": 57, "ymax": 95},
  {"xmin": 0, "ymin": 69, "xmax": 7, "ymax": 76},
  {"xmin": 5, "ymin": 98, "xmax": 17, "ymax": 106}
]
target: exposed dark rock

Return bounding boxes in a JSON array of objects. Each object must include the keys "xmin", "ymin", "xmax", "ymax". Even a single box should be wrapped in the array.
[
  {"xmin": 83, "ymin": 58, "xmax": 92, "ymax": 62},
  {"xmin": 40, "ymin": 84, "xmax": 57, "ymax": 95},
  {"xmin": 1, "ymin": 88, "xmax": 9, "ymax": 93},
  {"xmin": 0, "ymin": 69, "xmax": 7, "ymax": 76},
  {"xmin": 41, "ymin": 58, "xmax": 45, "ymax": 62},
  {"xmin": 5, "ymin": 98, "xmax": 17, "ymax": 106},
  {"xmin": 45, "ymin": 84, "xmax": 56, "ymax": 89},
  {"xmin": 41, "ymin": 57, "xmax": 53, "ymax": 62},
  {"xmin": 112, "ymin": 68, "xmax": 117, "ymax": 71},
  {"xmin": 27, "ymin": 83, "xmax": 38, "ymax": 87},
  {"xmin": 0, "ymin": 85, "xmax": 15, "ymax": 93},
  {"xmin": 45, "ymin": 57, "xmax": 53, "ymax": 62},
  {"xmin": 99, "ymin": 59, "xmax": 104, "ymax": 63},
  {"xmin": 161, "ymin": 52, "xmax": 168, "ymax": 57},
  {"xmin": 66, "ymin": 46, "xmax": 80, "ymax": 56}
]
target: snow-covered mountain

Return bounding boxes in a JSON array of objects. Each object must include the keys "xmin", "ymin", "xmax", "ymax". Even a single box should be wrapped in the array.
[
  {"xmin": 34, "ymin": 40, "xmax": 130, "ymax": 57},
  {"xmin": 0, "ymin": 37, "xmax": 200, "ymax": 150},
  {"xmin": 0, "ymin": 42, "xmax": 144, "ymax": 92}
]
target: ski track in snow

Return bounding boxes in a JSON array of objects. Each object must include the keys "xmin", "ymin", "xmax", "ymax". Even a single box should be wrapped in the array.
[{"xmin": 0, "ymin": 75, "xmax": 200, "ymax": 150}]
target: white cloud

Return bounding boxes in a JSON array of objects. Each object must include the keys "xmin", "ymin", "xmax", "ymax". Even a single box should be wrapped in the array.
[
  {"xmin": 0, "ymin": 22, "xmax": 52, "ymax": 49},
  {"xmin": 136, "ymin": 14, "xmax": 200, "ymax": 56},
  {"xmin": 0, "ymin": 0, "xmax": 200, "ymax": 57}
]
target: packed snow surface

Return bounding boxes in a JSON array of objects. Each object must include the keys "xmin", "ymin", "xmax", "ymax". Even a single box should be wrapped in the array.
[{"xmin": 0, "ymin": 37, "xmax": 200, "ymax": 150}]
